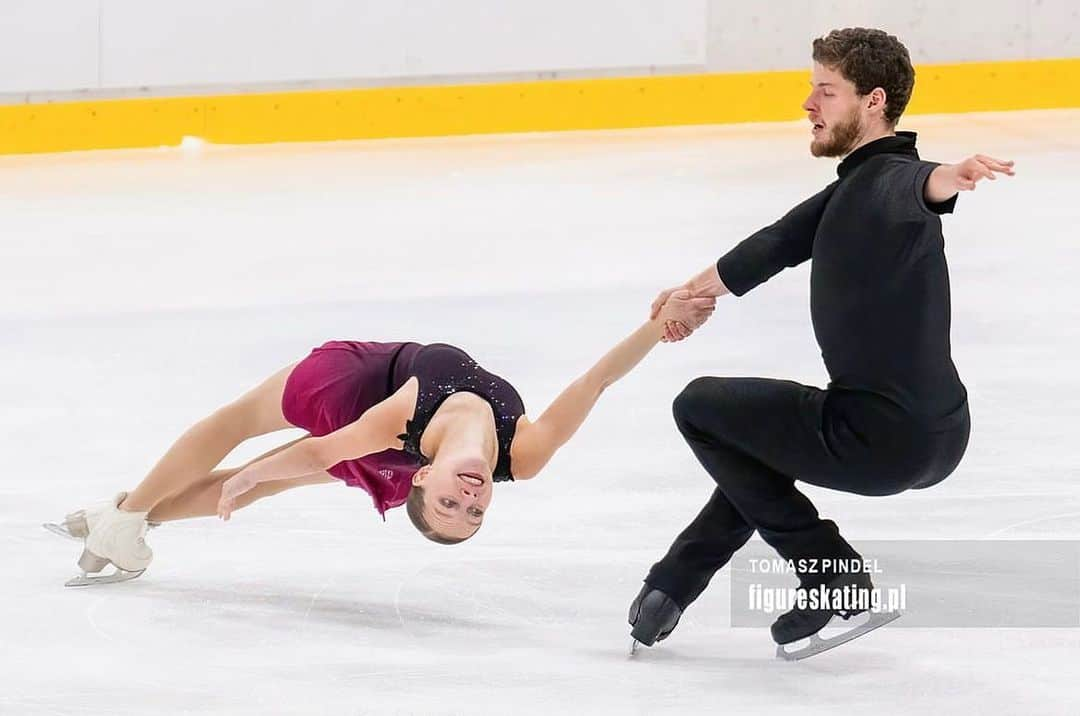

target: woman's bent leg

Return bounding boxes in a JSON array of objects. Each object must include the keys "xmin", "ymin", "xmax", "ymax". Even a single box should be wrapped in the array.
[
  {"xmin": 121, "ymin": 362, "xmax": 298, "ymax": 513},
  {"xmin": 148, "ymin": 469, "xmax": 336, "ymax": 522},
  {"xmin": 147, "ymin": 436, "xmax": 337, "ymax": 522}
]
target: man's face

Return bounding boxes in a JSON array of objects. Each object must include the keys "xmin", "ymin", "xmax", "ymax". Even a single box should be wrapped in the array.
[{"xmin": 801, "ymin": 62, "xmax": 865, "ymax": 158}]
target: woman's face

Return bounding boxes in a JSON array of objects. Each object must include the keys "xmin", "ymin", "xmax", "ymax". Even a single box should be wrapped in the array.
[{"xmin": 412, "ymin": 454, "xmax": 493, "ymax": 540}]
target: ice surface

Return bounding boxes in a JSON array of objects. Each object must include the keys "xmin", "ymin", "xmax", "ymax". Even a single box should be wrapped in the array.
[{"xmin": 1, "ymin": 110, "xmax": 1077, "ymax": 715}]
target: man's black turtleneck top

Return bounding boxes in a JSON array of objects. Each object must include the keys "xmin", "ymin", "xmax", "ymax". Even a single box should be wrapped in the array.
[{"xmin": 715, "ymin": 131, "xmax": 967, "ymax": 423}]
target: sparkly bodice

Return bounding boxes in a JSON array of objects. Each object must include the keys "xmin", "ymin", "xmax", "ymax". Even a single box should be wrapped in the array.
[{"xmin": 395, "ymin": 343, "xmax": 525, "ymax": 481}]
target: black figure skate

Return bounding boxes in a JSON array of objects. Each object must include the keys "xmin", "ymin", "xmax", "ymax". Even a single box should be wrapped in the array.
[
  {"xmin": 772, "ymin": 571, "xmax": 901, "ymax": 660},
  {"xmin": 628, "ymin": 584, "xmax": 683, "ymax": 655}
]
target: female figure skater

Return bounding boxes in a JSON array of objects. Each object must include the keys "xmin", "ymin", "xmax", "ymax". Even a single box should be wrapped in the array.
[{"xmin": 48, "ymin": 292, "xmax": 715, "ymax": 585}]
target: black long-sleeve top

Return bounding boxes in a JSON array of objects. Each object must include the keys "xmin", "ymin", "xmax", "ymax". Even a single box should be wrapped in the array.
[{"xmin": 715, "ymin": 132, "xmax": 967, "ymax": 423}]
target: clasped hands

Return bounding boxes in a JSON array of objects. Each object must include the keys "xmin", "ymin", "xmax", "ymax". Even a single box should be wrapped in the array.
[{"xmin": 652, "ymin": 287, "xmax": 716, "ymax": 343}]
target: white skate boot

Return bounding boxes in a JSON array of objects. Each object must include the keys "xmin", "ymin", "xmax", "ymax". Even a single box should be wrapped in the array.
[
  {"xmin": 44, "ymin": 491, "xmax": 125, "ymax": 541},
  {"xmin": 60, "ymin": 494, "xmax": 154, "ymax": 587},
  {"xmin": 44, "ymin": 492, "xmax": 161, "ymax": 541}
]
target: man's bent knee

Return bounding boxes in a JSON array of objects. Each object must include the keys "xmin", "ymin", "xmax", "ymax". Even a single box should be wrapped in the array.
[{"xmin": 673, "ymin": 376, "xmax": 727, "ymax": 436}]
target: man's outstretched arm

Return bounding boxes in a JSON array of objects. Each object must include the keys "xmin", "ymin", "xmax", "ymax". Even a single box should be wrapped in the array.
[
  {"xmin": 652, "ymin": 183, "xmax": 837, "ymax": 341},
  {"xmin": 924, "ymin": 154, "xmax": 1015, "ymax": 204}
]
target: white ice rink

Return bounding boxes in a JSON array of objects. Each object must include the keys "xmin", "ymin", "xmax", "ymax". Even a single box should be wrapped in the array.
[{"xmin": 2, "ymin": 110, "xmax": 1078, "ymax": 715}]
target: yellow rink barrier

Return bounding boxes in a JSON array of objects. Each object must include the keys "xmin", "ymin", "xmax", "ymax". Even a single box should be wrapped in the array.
[{"xmin": 1, "ymin": 57, "xmax": 1078, "ymax": 155}]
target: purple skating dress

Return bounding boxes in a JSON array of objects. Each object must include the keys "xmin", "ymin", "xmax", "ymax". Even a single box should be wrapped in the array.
[{"xmin": 281, "ymin": 341, "xmax": 524, "ymax": 517}]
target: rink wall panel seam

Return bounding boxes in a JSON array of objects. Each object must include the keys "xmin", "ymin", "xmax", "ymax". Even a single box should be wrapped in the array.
[{"xmin": 1, "ymin": 58, "xmax": 1078, "ymax": 155}]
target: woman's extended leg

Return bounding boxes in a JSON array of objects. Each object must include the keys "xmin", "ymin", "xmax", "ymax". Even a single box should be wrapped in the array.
[
  {"xmin": 120, "ymin": 362, "xmax": 299, "ymax": 513},
  {"xmin": 147, "ymin": 437, "xmax": 337, "ymax": 522}
]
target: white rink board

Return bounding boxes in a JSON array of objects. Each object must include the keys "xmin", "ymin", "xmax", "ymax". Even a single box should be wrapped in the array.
[
  {"xmin": 0, "ymin": 0, "xmax": 100, "ymax": 93},
  {"xmin": 4, "ymin": 1, "xmax": 1079, "ymax": 96}
]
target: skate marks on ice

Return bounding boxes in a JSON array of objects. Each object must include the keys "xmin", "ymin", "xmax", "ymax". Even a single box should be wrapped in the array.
[
  {"xmin": 984, "ymin": 511, "xmax": 1080, "ymax": 538},
  {"xmin": 394, "ymin": 553, "xmax": 863, "ymax": 665},
  {"xmin": 394, "ymin": 552, "xmax": 644, "ymax": 644},
  {"xmin": 397, "ymin": 553, "xmax": 908, "ymax": 665},
  {"xmin": 74, "ymin": 580, "xmax": 505, "ymax": 648}
]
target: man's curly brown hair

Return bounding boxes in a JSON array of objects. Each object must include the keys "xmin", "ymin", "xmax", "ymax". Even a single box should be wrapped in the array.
[{"xmin": 812, "ymin": 28, "xmax": 915, "ymax": 126}]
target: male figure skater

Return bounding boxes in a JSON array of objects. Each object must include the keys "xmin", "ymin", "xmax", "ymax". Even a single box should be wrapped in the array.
[{"xmin": 630, "ymin": 27, "xmax": 1015, "ymax": 659}]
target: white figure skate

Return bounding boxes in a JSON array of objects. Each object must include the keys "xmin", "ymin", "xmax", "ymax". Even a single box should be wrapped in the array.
[
  {"xmin": 47, "ymin": 493, "xmax": 155, "ymax": 587},
  {"xmin": 47, "ymin": 491, "xmax": 122, "ymax": 540}
]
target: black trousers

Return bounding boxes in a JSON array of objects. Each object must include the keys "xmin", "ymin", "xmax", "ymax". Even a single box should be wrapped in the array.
[{"xmin": 646, "ymin": 376, "xmax": 970, "ymax": 609}]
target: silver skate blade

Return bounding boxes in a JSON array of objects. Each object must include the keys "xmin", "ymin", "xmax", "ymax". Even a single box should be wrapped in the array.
[
  {"xmin": 64, "ymin": 568, "xmax": 145, "ymax": 588},
  {"xmin": 629, "ymin": 639, "xmax": 640, "ymax": 656},
  {"xmin": 775, "ymin": 611, "xmax": 902, "ymax": 661},
  {"xmin": 43, "ymin": 522, "xmax": 82, "ymax": 541}
]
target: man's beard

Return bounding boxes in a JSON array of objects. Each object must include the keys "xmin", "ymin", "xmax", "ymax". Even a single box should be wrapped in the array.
[{"xmin": 811, "ymin": 109, "xmax": 863, "ymax": 158}]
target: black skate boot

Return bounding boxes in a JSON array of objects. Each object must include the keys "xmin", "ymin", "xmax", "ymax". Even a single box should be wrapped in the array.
[
  {"xmin": 771, "ymin": 570, "xmax": 901, "ymax": 660},
  {"xmin": 628, "ymin": 584, "xmax": 682, "ymax": 651}
]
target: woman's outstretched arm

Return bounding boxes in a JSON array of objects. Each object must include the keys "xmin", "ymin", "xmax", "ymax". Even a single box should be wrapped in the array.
[
  {"xmin": 216, "ymin": 386, "xmax": 413, "ymax": 519},
  {"xmin": 150, "ymin": 437, "xmax": 336, "ymax": 522},
  {"xmin": 511, "ymin": 292, "xmax": 714, "ymax": 479}
]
